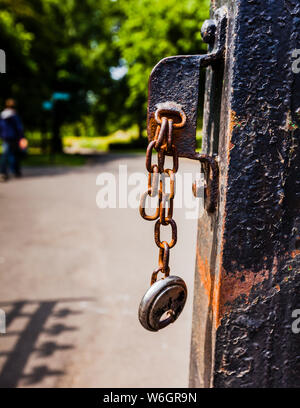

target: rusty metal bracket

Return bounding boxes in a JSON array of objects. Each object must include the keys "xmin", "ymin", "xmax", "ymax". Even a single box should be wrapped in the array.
[{"xmin": 147, "ymin": 10, "xmax": 227, "ymax": 212}]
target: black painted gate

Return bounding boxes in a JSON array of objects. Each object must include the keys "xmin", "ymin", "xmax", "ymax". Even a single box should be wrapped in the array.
[{"xmin": 190, "ymin": 0, "xmax": 300, "ymax": 388}]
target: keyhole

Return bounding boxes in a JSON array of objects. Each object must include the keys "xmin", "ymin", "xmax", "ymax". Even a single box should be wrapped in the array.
[
  {"xmin": 158, "ymin": 309, "xmax": 176, "ymax": 329},
  {"xmin": 159, "ymin": 309, "xmax": 174, "ymax": 322}
]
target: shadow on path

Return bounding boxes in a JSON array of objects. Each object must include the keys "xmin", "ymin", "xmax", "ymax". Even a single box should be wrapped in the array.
[{"xmin": 0, "ymin": 298, "xmax": 93, "ymax": 387}]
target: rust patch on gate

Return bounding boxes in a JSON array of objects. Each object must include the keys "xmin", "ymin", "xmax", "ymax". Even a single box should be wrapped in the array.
[
  {"xmin": 196, "ymin": 247, "xmax": 289, "ymax": 328},
  {"xmin": 196, "ymin": 248, "xmax": 221, "ymax": 327},
  {"xmin": 196, "ymin": 250, "xmax": 211, "ymax": 298},
  {"xmin": 217, "ymin": 268, "xmax": 272, "ymax": 321}
]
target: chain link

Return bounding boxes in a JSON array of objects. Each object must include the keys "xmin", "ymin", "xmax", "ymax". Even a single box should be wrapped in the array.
[{"xmin": 140, "ymin": 108, "xmax": 184, "ymax": 285}]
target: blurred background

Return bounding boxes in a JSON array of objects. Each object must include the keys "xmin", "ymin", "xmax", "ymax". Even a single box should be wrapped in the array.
[{"xmin": 0, "ymin": 0, "xmax": 209, "ymax": 388}]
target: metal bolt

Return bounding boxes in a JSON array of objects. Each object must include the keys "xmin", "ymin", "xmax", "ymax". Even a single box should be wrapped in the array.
[
  {"xmin": 201, "ymin": 19, "xmax": 217, "ymax": 45},
  {"xmin": 192, "ymin": 180, "xmax": 202, "ymax": 198}
]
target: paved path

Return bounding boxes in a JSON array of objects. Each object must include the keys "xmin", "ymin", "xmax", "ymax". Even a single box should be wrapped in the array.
[{"xmin": 0, "ymin": 154, "xmax": 200, "ymax": 387}]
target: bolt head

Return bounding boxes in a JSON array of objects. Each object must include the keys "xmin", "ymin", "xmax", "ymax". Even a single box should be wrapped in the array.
[
  {"xmin": 192, "ymin": 180, "xmax": 202, "ymax": 198},
  {"xmin": 201, "ymin": 19, "xmax": 217, "ymax": 44}
]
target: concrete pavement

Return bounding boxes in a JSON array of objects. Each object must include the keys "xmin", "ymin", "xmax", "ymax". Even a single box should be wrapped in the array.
[{"xmin": 0, "ymin": 154, "xmax": 200, "ymax": 387}]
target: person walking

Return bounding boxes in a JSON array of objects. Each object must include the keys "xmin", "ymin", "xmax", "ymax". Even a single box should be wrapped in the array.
[{"xmin": 0, "ymin": 99, "xmax": 24, "ymax": 180}]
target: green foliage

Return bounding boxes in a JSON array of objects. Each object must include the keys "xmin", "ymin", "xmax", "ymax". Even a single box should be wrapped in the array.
[
  {"xmin": 117, "ymin": 0, "xmax": 210, "ymax": 124},
  {"xmin": 0, "ymin": 0, "xmax": 124, "ymax": 134},
  {"xmin": 62, "ymin": 126, "xmax": 140, "ymax": 152},
  {"xmin": 61, "ymin": 116, "xmax": 99, "ymax": 138},
  {"xmin": 0, "ymin": 0, "xmax": 209, "ymax": 142},
  {"xmin": 23, "ymin": 153, "xmax": 87, "ymax": 166}
]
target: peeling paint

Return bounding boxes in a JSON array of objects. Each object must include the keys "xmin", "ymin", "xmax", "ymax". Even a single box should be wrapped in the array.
[{"xmin": 191, "ymin": 0, "xmax": 300, "ymax": 389}]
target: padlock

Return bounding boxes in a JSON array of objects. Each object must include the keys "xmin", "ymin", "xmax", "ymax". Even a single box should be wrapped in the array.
[{"xmin": 138, "ymin": 276, "xmax": 187, "ymax": 332}]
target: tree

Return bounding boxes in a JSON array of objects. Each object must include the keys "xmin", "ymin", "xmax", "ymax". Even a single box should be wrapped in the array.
[
  {"xmin": 0, "ymin": 0, "xmax": 125, "ymax": 151},
  {"xmin": 0, "ymin": 0, "xmax": 210, "ymax": 148},
  {"xmin": 117, "ymin": 0, "xmax": 210, "ymax": 138}
]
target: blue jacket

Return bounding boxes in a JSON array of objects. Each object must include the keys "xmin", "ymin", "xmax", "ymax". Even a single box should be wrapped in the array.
[{"xmin": 0, "ymin": 109, "xmax": 24, "ymax": 141}]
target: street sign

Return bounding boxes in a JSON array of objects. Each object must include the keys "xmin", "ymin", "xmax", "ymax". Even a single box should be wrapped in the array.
[{"xmin": 52, "ymin": 92, "xmax": 71, "ymax": 101}]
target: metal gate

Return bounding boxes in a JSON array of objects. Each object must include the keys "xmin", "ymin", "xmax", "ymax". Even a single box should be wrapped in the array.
[{"xmin": 190, "ymin": 0, "xmax": 300, "ymax": 388}]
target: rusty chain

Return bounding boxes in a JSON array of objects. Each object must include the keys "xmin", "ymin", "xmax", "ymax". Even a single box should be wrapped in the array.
[{"xmin": 139, "ymin": 109, "xmax": 185, "ymax": 286}]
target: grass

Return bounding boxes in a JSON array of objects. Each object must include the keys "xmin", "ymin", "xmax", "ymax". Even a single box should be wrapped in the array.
[
  {"xmin": 23, "ymin": 153, "xmax": 87, "ymax": 167},
  {"xmin": 63, "ymin": 127, "xmax": 139, "ymax": 152}
]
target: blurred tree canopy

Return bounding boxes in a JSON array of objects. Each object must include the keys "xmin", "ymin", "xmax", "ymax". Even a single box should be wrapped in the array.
[
  {"xmin": 117, "ymin": 0, "xmax": 210, "ymax": 136},
  {"xmin": 0, "ymin": 0, "xmax": 209, "ymax": 149}
]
